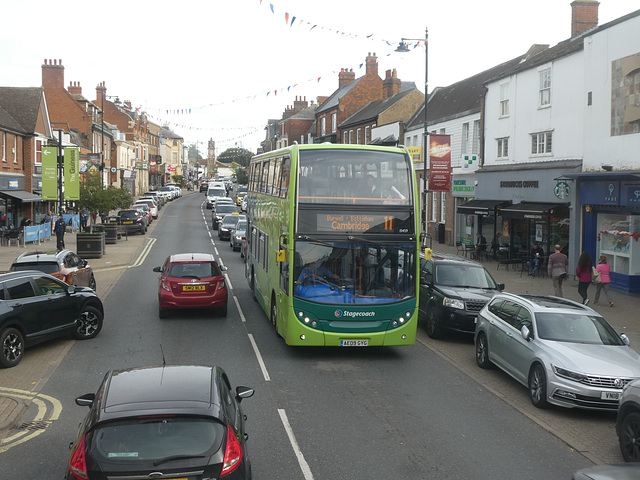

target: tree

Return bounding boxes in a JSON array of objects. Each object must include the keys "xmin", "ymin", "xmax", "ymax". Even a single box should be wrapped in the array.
[
  {"xmin": 78, "ymin": 176, "xmax": 134, "ymax": 226},
  {"xmin": 171, "ymin": 174, "xmax": 184, "ymax": 186},
  {"xmin": 235, "ymin": 168, "xmax": 248, "ymax": 185},
  {"xmin": 217, "ymin": 147, "xmax": 253, "ymax": 167},
  {"xmin": 188, "ymin": 144, "xmax": 203, "ymax": 161}
]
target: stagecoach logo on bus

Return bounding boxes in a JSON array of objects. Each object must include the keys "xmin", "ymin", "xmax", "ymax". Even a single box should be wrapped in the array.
[{"xmin": 334, "ymin": 310, "xmax": 376, "ymax": 318}]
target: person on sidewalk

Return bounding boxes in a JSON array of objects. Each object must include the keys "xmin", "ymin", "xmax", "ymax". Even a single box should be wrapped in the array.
[
  {"xmin": 576, "ymin": 251, "xmax": 594, "ymax": 305},
  {"xmin": 54, "ymin": 214, "xmax": 66, "ymax": 251},
  {"xmin": 526, "ymin": 242, "xmax": 545, "ymax": 276},
  {"xmin": 548, "ymin": 244, "xmax": 568, "ymax": 297},
  {"xmin": 594, "ymin": 254, "xmax": 614, "ymax": 307}
]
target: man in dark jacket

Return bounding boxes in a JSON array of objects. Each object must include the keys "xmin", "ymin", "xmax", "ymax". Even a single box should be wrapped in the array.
[{"xmin": 54, "ymin": 214, "xmax": 66, "ymax": 251}]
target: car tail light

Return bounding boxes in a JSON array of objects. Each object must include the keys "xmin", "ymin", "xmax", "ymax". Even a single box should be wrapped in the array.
[
  {"xmin": 221, "ymin": 424, "xmax": 242, "ymax": 477},
  {"xmin": 161, "ymin": 281, "xmax": 170, "ymax": 291},
  {"xmin": 68, "ymin": 432, "xmax": 88, "ymax": 479},
  {"xmin": 216, "ymin": 280, "xmax": 226, "ymax": 291}
]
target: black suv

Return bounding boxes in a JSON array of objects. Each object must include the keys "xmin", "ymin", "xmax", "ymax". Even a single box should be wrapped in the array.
[
  {"xmin": 118, "ymin": 209, "xmax": 147, "ymax": 235},
  {"xmin": 0, "ymin": 271, "xmax": 104, "ymax": 367},
  {"xmin": 419, "ymin": 252, "xmax": 504, "ymax": 339}
]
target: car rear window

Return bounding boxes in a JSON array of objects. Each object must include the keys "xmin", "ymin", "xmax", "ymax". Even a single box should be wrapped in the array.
[
  {"xmin": 167, "ymin": 262, "xmax": 221, "ymax": 278},
  {"xmin": 208, "ymin": 189, "xmax": 226, "ymax": 197},
  {"xmin": 216, "ymin": 206, "xmax": 236, "ymax": 214},
  {"xmin": 88, "ymin": 416, "xmax": 224, "ymax": 464},
  {"xmin": 11, "ymin": 261, "xmax": 60, "ymax": 274},
  {"xmin": 119, "ymin": 211, "xmax": 140, "ymax": 220}
]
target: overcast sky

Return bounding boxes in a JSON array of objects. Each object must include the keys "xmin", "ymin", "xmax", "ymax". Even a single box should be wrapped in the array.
[{"xmin": 1, "ymin": 0, "xmax": 638, "ymax": 156}]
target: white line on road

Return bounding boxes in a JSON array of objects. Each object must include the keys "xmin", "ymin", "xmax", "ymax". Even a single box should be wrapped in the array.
[
  {"xmin": 278, "ymin": 409, "xmax": 315, "ymax": 480},
  {"xmin": 248, "ymin": 334, "xmax": 270, "ymax": 382},
  {"xmin": 233, "ymin": 296, "xmax": 246, "ymax": 323}
]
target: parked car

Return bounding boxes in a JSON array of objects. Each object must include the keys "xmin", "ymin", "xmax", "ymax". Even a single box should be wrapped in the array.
[
  {"xmin": 134, "ymin": 198, "xmax": 158, "ymax": 219},
  {"xmin": 153, "ymin": 253, "xmax": 228, "ymax": 318},
  {"xmin": 475, "ymin": 292, "xmax": 640, "ymax": 410},
  {"xmin": 141, "ymin": 192, "xmax": 164, "ymax": 208},
  {"xmin": 418, "ymin": 252, "xmax": 504, "ymax": 339},
  {"xmin": 230, "ymin": 219, "xmax": 247, "ymax": 251},
  {"xmin": 156, "ymin": 186, "xmax": 176, "ymax": 200},
  {"xmin": 131, "ymin": 203, "xmax": 152, "ymax": 224},
  {"xmin": 218, "ymin": 214, "xmax": 245, "ymax": 241},
  {"xmin": 117, "ymin": 209, "xmax": 147, "ymax": 235},
  {"xmin": 0, "ymin": 271, "xmax": 104, "ymax": 367},
  {"xmin": 213, "ymin": 204, "xmax": 238, "ymax": 230},
  {"xmin": 10, "ymin": 249, "xmax": 96, "ymax": 290},
  {"xmin": 165, "ymin": 184, "xmax": 182, "ymax": 197},
  {"xmin": 617, "ymin": 378, "xmax": 640, "ymax": 461},
  {"xmin": 206, "ymin": 187, "xmax": 227, "ymax": 209},
  {"xmin": 65, "ymin": 364, "xmax": 254, "ymax": 480},
  {"xmin": 572, "ymin": 464, "xmax": 640, "ymax": 479}
]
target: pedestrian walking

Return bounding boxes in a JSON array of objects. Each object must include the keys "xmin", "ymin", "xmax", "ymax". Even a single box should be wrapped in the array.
[
  {"xmin": 576, "ymin": 251, "xmax": 593, "ymax": 305},
  {"xmin": 593, "ymin": 254, "xmax": 614, "ymax": 307},
  {"xmin": 54, "ymin": 214, "xmax": 66, "ymax": 251},
  {"xmin": 80, "ymin": 209, "xmax": 88, "ymax": 232},
  {"xmin": 548, "ymin": 244, "xmax": 568, "ymax": 297}
]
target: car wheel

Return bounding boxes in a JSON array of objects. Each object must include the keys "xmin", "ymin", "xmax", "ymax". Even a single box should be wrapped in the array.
[
  {"xmin": 270, "ymin": 295, "xmax": 277, "ymax": 329},
  {"xmin": 159, "ymin": 307, "xmax": 168, "ymax": 319},
  {"xmin": 529, "ymin": 363, "xmax": 549, "ymax": 408},
  {"xmin": 425, "ymin": 308, "xmax": 443, "ymax": 339},
  {"xmin": 89, "ymin": 274, "xmax": 97, "ymax": 291},
  {"xmin": 1, "ymin": 328, "xmax": 24, "ymax": 368},
  {"xmin": 475, "ymin": 333, "xmax": 492, "ymax": 369},
  {"xmin": 619, "ymin": 411, "xmax": 640, "ymax": 462},
  {"xmin": 74, "ymin": 305, "xmax": 103, "ymax": 340}
]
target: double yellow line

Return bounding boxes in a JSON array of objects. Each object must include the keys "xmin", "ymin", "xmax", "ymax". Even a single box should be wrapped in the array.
[{"xmin": 129, "ymin": 237, "xmax": 156, "ymax": 268}]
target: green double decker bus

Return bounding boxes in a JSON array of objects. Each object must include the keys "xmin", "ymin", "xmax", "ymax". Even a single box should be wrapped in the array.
[{"xmin": 245, "ymin": 143, "xmax": 419, "ymax": 346}]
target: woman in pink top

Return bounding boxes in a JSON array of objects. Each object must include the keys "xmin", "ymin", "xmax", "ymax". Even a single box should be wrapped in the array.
[{"xmin": 594, "ymin": 254, "xmax": 614, "ymax": 307}]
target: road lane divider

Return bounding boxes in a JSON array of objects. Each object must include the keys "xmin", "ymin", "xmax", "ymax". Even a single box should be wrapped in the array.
[
  {"xmin": 129, "ymin": 237, "xmax": 157, "ymax": 268},
  {"xmin": 278, "ymin": 409, "xmax": 315, "ymax": 480}
]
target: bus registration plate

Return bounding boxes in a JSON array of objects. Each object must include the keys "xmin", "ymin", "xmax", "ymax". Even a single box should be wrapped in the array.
[{"xmin": 340, "ymin": 339, "xmax": 368, "ymax": 347}]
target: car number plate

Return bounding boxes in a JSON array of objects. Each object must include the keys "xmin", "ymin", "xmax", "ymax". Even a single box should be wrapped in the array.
[
  {"xmin": 601, "ymin": 391, "xmax": 622, "ymax": 400},
  {"xmin": 182, "ymin": 285, "xmax": 205, "ymax": 291},
  {"xmin": 123, "ymin": 220, "xmax": 133, "ymax": 224},
  {"xmin": 340, "ymin": 339, "xmax": 368, "ymax": 346}
]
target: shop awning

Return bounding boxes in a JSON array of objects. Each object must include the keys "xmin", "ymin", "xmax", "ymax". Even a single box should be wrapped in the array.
[
  {"xmin": 457, "ymin": 199, "xmax": 510, "ymax": 216},
  {"xmin": 0, "ymin": 190, "xmax": 42, "ymax": 203},
  {"xmin": 499, "ymin": 202, "xmax": 564, "ymax": 220}
]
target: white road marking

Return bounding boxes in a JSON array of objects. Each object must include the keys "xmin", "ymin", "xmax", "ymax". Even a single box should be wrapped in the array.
[{"xmin": 278, "ymin": 409, "xmax": 315, "ymax": 480}]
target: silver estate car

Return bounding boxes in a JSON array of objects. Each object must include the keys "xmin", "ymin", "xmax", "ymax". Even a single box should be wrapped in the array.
[{"xmin": 474, "ymin": 293, "xmax": 640, "ymax": 411}]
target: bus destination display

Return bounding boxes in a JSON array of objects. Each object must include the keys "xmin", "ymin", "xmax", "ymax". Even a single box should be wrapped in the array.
[{"xmin": 314, "ymin": 212, "xmax": 413, "ymax": 234}]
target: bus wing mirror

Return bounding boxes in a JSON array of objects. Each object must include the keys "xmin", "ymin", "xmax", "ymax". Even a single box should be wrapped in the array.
[{"xmin": 277, "ymin": 250, "xmax": 286, "ymax": 262}]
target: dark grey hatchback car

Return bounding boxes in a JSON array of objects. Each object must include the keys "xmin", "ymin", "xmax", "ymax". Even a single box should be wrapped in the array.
[
  {"xmin": 66, "ymin": 365, "xmax": 254, "ymax": 480},
  {"xmin": 0, "ymin": 271, "xmax": 104, "ymax": 368},
  {"xmin": 419, "ymin": 252, "xmax": 505, "ymax": 339}
]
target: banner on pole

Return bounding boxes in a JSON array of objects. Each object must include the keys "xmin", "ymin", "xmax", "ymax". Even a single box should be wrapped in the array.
[
  {"xmin": 41, "ymin": 146, "xmax": 58, "ymax": 200},
  {"xmin": 64, "ymin": 147, "xmax": 80, "ymax": 200}
]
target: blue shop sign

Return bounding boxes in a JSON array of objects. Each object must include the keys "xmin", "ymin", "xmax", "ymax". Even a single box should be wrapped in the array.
[
  {"xmin": 625, "ymin": 185, "xmax": 640, "ymax": 207},
  {"xmin": 580, "ymin": 182, "xmax": 620, "ymax": 205}
]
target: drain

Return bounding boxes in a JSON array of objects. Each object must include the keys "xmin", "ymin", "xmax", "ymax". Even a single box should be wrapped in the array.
[{"xmin": 17, "ymin": 420, "xmax": 52, "ymax": 431}]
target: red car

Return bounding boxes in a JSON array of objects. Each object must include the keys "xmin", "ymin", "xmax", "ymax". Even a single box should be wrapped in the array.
[{"xmin": 153, "ymin": 253, "xmax": 228, "ymax": 318}]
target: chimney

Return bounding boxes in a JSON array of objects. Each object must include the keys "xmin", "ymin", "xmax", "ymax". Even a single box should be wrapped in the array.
[
  {"xmin": 383, "ymin": 69, "xmax": 401, "ymax": 99},
  {"xmin": 366, "ymin": 52, "xmax": 378, "ymax": 77},
  {"xmin": 317, "ymin": 96, "xmax": 329, "ymax": 107},
  {"xmin": 293, "ymin": 95, "xmax": 308, "ymax": 113},
  {"xmin": 42, "ymin": 59, "xmax": 65, "ymax": 89},
  {"xmin": 339, "ymin": 68, "xmax": 356, "ymax": 87},
  {"xmin": 96, "ymin": 81, "xmax": 107, "ymax": 104},
  {"xmin": 571, "ymin": 0, "xmax": 599, "ymax": 37},
  {"xmin": 68, "ymin": 81, "xmax": 82, "ymax": 95}
]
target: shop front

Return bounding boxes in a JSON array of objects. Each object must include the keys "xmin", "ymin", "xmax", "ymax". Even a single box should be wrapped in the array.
[
  {"xmin": 473, "ymin": 160, "xmax": 579, "ymax": 262},
  {"xmin": 572, "ymin": 174, "xmax": 640, "ymax": 293},
  {"xmin": 456, "ymin": 199, "xmax": 510, "ymax": 256},
  {"xmin": 0, "ymin": 175, "xmax": 44, "ymax": 228}
]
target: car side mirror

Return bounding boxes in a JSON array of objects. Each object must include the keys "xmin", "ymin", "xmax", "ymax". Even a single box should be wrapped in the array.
[
  {"xmin": 497, "ymin": 283, "xmax": 505, "ymax": 291},
  {"xmin": 621, "ymin": 333, "xmax": 630, "ymax": 346},
  {"xmin": 75, "ymin": 393, "xmax": 95, "ymax": 407},
  {"xmin": 67, "ymin": 285, "xmax": 76, "ymax": 295},
  {"xmin": 220, "ymin": 265, "xmax": 228, "ymax": 272},
  {"xmin": 82, "ymin": 259, "xmax": 88, "ymax": 267},
  {"xmin": 152, "ymin": 266, "xmax": 162, "ymax": 273},
  {"xmin": 236, "ymin": 386, "xmax": 254, "ymax": 403},
  {"xmin": 521, "ymin": 325, "xmax": 532, "ymax": 341}
]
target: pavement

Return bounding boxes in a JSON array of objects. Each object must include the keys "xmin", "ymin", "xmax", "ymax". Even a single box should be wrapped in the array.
[{"xmin": 1, "ymin": 202, "xmax": 639, "ymax": 445}]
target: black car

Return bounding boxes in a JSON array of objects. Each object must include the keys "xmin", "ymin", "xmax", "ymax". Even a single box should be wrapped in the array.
[
  {"xmin": 118, "ymin": 209, "xmax": 147, "ymax": 235},
  {"xmin": 218, "ymin": 214, "xmax": 244, "ymax": 241},
  {"xmin": 66, "ymin": 365, "xmax": 254, "ymax": 480},
  {"xmin": 213, "ymin": 204, "xmax": 239, "ymax": 230},
  {"xmin": 419, "ymin": 252, "xmax": 504, "ymax": 339},
  {"xmin": 0, "ymin": 271, "xmax": 104, "ymax": 368}
]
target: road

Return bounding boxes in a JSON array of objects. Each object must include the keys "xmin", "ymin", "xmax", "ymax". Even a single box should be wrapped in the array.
[{"xmin": 0, "ymin": 192, "xmax": 606, "ymax": 478}]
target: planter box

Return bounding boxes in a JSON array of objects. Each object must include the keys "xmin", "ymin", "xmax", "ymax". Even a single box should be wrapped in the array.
[
  {"xmin": 76, "ymin": 232, "xmax": 106, "ymax": 258},
  {"xmin": 103, "ymin": 224, "xmax": 119, "ymax": 244}
]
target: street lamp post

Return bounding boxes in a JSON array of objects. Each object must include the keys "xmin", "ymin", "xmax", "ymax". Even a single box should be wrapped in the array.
[{"xmin": 397, "ymin": 28, "xmax": 428, "ymax": 243}]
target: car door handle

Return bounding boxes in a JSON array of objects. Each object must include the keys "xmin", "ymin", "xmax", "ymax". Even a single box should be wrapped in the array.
[{"xmin": 12, "ymin": 302, "xmax": 23, "ymax": 309}]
